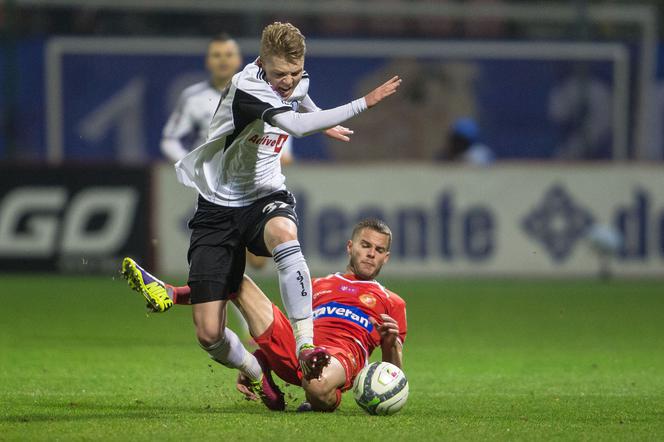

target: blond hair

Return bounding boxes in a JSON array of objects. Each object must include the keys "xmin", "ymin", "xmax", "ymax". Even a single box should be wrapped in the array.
[{"xmin": 260, "ymin": 22, "xmax": 306, "ymax": 62}]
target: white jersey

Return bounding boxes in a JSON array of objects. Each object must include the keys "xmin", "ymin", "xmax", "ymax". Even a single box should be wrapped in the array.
[
  {"xmin": 175, "ymin": 61, "xmax": 307, "ymax": 207},
  {"xmin": 163, "ymin": 81, "xmax": 220, "ymax": 151}
]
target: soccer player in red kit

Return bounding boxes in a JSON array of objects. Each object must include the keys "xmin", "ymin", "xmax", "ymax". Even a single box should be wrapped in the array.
[
  {"xmin": 236, "ymin": 218, "xmax": 406, "ymax": 411},
  {"xmin": 122, "ymin": 218, "xmax": 406, "ymax": 411}
]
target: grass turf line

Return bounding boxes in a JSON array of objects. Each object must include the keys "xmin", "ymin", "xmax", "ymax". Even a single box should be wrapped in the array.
[{"xmin": 1, "ymin": 276, "xmax": 663, "ymax": 440}]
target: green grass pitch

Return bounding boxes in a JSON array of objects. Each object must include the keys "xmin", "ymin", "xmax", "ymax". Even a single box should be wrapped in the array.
[{"xmin": 1, "ymin": 275, "xmax": 663, "ymax": 440}]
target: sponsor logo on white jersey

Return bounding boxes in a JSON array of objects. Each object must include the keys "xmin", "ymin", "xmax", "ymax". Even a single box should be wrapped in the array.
[{"xmin": 247, "ymin": 133, "xmax": 289, "ymax": 153}]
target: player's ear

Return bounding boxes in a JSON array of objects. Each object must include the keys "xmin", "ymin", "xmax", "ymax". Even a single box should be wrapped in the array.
[
  {"xmin": 384, "ymin": 251, "xmax": 391, "ymax": 264},
  {"xmin": 346, "ymin": 240, "xmax": 353, "ymax": 255}
]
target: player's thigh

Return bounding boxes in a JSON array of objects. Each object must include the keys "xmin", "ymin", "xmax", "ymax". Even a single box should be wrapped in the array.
[
  {"xmin": 232, "ymin": 275, "xmax": 275, "ymax": 338},
  {"xmin": 263, "ymin": 216, "xmax": 298, "ymax": 251},
  {"xmin": 188, "ymin": 245, "xmax": 246, "ymax": 304},
  {"xmin": 192, "ymin": 299, "xmax": 228, "ymax": 345},
  {"xmin": 187, "ymin": 197, "xmax": 245, "ymax": 301},
  {"xmin": 243, "ymin": 191, "xmax": 299, "ymax": 256},
  {"xmin": 192, "ymin": 299, "xmax": 228, "ymax": 328}
]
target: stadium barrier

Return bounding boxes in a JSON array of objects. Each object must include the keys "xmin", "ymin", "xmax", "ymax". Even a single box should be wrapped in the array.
[
  {"xmin": 0, "ymin": 166, "xmax": 151, "ymax": 273},
  {"xmin": 155, "ymin": 163, "xmax": 664, "ymax": 278},
  {"xmin": 3, "ymin": 163, "xmax": 661, "ymax": 277}
]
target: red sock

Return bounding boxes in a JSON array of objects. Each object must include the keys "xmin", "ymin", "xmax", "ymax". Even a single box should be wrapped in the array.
[{"xmin": 166, "ymin": 285, "xmax": 191, "ymax": 305}]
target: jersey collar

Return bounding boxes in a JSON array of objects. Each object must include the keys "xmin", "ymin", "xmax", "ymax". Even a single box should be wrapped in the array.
[
  {"xmin": 333, "ymin": 273, "xmax": 390, "ymax": 298},
  {"xmin": 337, "ymin": 272, "xmax": 375, "ymax": 283}
]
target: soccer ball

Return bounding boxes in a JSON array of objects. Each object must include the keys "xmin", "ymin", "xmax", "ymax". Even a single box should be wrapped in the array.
[{"xmin": 352, "ymin": 362, "xmax": 409, "ymax": 415}]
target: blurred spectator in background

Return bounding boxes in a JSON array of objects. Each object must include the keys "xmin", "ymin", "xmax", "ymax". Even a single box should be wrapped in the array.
[
  {"xmin": 160, "ymin": 33, "xmax": 242, "ymax": 162},
  {"xmin": 436, "ymin": 117, "xmax": 495, "ymax": 166},
  {"xmin": 161, "ymin": 32, "xmax": 294, "ymax": 165}
]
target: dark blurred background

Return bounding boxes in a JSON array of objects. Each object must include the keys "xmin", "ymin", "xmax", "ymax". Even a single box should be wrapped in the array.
[
  {"xmin": 0, "ymin": 0, "xmax": 662, "ymax": 278},
  {"xmin": 1, "ymin": 0, "xmax": 663, "ymax": 163}
]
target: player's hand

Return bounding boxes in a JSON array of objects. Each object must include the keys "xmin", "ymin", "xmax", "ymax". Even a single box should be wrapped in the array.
[
  {"xmin": 236, "ymin": 372, "xmax": 258, "ymax": 401},
  {"xmin": 324, "ymin": 125, "xmax": 354, "ymax": 142},
  {"xmin": 364, "ymin": 76, "xmax": 402, "ymax": 108},
  {"xmin": 371, "ymin": 314, "xmax": 400, "ymax": 347}
]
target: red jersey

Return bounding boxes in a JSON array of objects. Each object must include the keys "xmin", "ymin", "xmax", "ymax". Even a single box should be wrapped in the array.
[{"xmin": 311, "ymin": 273, "xmax": 407, "ymax": 370}]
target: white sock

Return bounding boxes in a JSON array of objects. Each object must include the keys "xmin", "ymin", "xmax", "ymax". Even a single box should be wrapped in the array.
[
  {"xmin": 202, "ymin": 328, "xmax": 262, "ymax": 382},
  {"xmin": 291, "ymin": 318, "xmax": 314, "ymax": 353},
  {"xmin": 272, "ymin": 240, "xmax": 314, "ymax": 352}
]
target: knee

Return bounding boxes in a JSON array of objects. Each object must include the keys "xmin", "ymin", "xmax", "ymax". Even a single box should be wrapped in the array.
[
  {"xmin": 304, "ymin": 379, "xmax": 332, "ymax": 399},
  {"xmin": 195, "ymin": 324, "xmax": 223, "ymax": 348},
  {"xmin": 264, "ymin": 217, "xmax": 298, "ymax": 251},
  {"xmin": 303, "ymin": 379, "xmax": 337, "ymax": 411}
]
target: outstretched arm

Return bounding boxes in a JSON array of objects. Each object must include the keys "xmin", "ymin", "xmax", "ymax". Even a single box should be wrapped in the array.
[
  {"xmin": 364, "ymin": 75, "xmax": 402, "ymax": 108},
  {"xmin": 299, "ymin": 94, "xmax": 355, "ymax": 142},
  {"xmin": 299, "ymin": 94, "xmax": 322, "ymax": 113},
  {"xmin": 270, "ymin": 75, "xmax": 402, "ymax": 139},
  {"xmin": 271, "ymin": 98, "xmax": 366, "ymax": 138}
]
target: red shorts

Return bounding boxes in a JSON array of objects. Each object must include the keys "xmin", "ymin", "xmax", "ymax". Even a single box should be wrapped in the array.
[{"xmin": 254, "ymin": 304, "xmax": 359, "ymax": 391}]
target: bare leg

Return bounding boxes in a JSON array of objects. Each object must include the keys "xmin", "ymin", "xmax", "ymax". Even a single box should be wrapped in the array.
[
  {"xmin": 246, "ymin": 252, "xmax": 268, "ymax": 270},
  {"xmin": 192, "ymin": 300, "xmax": 227, "ymax": 347},
  {"xmin": 228, "ymin": 302, "xmax": 250, "ymax": 340},
  {"xmin": 301, "ymin": 357, "xmax": 346, "ymax": 411},
  {"xmin": 231, "ymin": 275, "xmax": 276, "ymax": 338},
  {"xmin": 233, "ymin": 275, "xmax": 341, "ymax": 410},
  {"xmin": 192, "ymin": 299, "xmax": 262, "ymax": 381}
]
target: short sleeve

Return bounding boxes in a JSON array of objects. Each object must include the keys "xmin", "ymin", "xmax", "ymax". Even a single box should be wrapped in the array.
[{"xmin": 388, "ymin": 293, "xmax": 408, "ymax": 345}]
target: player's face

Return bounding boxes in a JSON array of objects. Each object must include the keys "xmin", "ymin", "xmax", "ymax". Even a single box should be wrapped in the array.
[
  {"xmin": 206, "ymin": 40, "xmax": 242, "ymax": 84},
  {"xmin": 260, "ymin": 55, "xmax": 304, "ymax": 99},
  {"xmin": 347, "ymin": 229, "xmax": 391, "ymax": 280}
]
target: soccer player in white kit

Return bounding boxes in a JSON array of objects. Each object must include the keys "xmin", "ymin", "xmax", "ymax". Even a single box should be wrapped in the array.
[
  {"xmin": 161, "ymin": 33, "xmax": 291, "ymax": 273},
  {"xmin": 173, "ymin": 22, "xmax": 401, "ymax": 399},
  {"xmin": 161, "ymin": 33, "xmax": 294, "ymax": 166},
  {"xmin": 161, "ymin": 34, "xmax": 242, "ymax": 162}
]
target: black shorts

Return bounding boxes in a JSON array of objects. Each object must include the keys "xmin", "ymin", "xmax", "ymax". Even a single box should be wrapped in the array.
[{"xmin": 186, "ymin": 191, "xmax": 297, "ymax": 304}]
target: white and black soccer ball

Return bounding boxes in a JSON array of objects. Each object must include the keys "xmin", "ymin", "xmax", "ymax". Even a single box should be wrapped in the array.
[{"xmin": 352, "ymin": 362, "xmax": 409, "ymax": 415}]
